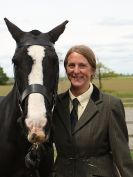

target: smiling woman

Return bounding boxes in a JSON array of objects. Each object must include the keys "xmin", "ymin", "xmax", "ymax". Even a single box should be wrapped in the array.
[
  {"xmin": 52, "ymin": 44, "xmax": 133, "ymax": 177},
  {"xmin": 64, "ymin": 45, "xmax": 96, "ymax": 96}
]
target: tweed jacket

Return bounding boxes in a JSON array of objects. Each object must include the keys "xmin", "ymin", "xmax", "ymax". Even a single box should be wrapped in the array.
[{"xmin": 52, "ymin": 85, "xmax": 133, "ymax": 177}]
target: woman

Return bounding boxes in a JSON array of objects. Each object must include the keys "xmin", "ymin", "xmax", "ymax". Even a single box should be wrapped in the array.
[{"xmin": 52, "ymin": 45, "xmax": 133, "ymax": 177}]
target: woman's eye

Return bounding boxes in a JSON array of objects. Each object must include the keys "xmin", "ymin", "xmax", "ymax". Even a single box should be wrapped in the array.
[
  {"xmin": 79, "ymin": 64, "xmax": 86, "ymax": 68},
  {"xmin": 67, "ymin": 63, "xmax": 88, "ymax": 69},
  {"xmin": 68, "ymin": 64, "xmax": 75, "ymax": 68}
]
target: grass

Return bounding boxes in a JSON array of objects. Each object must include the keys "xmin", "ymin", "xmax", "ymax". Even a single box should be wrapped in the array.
[
  {"xmin": 1, "ymin": 76, "xmax": 133, "ymax": 107},
  {"xmin": 0, "ymin": 85, "xmax": 13, "ymax": 96},
  {"xmin": 58, "ymin": 76, "xmax": 133, "ymax": 107},
  {"xmin": 97, "ymin": 77, "xmax": 133, "ymax": 92},
  {"xmin": 58, "ymin": 76, "xmax": 133, "ymax": 93},
  {"xmin": 131, "ymin": 151, "xmax": 133, "ymax": 159}
]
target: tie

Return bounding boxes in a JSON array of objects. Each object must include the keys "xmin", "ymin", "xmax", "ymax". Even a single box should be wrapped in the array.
[{"xmin": 70, "ymin": 98, "xmax": 79, "ymax": 132}]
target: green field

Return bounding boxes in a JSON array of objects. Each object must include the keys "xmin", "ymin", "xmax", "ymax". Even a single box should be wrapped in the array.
[
  {"xmin": 58, "ymin": 76, "xmax": 133, "ymax": 93},
  {"xmin": 131, "ymin": 151, "xmax": 133, "ymax": 159},
  {"xmin": 0, "ymin": 76, "xmax": 133, "ymax": 106},
  {"xmin": 58, "ymin": 77, "xmax": 133, "ymax": 107},
  {"xmin": 0, "ymin": 85, "xmax": 13, "ymax": 96}
]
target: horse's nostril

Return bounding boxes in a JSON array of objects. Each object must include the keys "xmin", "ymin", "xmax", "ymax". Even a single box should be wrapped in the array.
[
  {"xmin": 31, "ymin": 133, "xmax": 36, "ymax": 141},
  {"xmin": 28, "ymin": 130, "xmax": 46, "ymax": 143}
]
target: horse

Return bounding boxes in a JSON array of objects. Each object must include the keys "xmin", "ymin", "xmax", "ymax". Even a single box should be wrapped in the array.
[{"xmin": 0, "ymin": 18, "xmax": 68, "ymax": 177}]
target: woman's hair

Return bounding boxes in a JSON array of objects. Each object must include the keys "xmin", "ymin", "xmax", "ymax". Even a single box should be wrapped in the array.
[{"xmin": 64, "ymin": 45, "xmax": 96, "ymax": 71}]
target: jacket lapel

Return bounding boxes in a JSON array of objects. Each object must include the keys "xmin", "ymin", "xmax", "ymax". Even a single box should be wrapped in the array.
[
  {"xmin": 73, "ymin": 85, "xmax": 103, "ymax": 134},
  {"xmin": 74, "ymin": 99, "xmax": 98, "ymax": 132}
]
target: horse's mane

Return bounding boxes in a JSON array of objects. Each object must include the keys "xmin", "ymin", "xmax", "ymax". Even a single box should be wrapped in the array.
[{"xmin": 30, "ymin": 30, "xmax": 41, "ymax": 36}]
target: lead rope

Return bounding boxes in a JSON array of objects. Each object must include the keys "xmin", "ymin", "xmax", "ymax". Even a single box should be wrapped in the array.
[{"xmin": 25, "ymin": 143, "xmax": 41, "ymax": 177}]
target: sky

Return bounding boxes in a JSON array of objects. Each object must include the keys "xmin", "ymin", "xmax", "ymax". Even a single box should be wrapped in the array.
[{"xmin": 0, "ymin": 0, "xmax": 133, "ymax": 77}]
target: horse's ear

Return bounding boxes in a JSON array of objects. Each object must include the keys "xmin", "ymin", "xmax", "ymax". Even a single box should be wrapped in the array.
[
  {"xmin": 4, "ymin": 18, "xmax": 24, "ymax": 43},
  {"xmin": 47, "ymin": 20, "xmax": 69, "ymax": 44}
]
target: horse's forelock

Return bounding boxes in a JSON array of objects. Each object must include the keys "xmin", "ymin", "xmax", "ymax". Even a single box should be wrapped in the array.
[{"xmin": 30, "ymin": 30, "xmax": 41, "ymax": 36}]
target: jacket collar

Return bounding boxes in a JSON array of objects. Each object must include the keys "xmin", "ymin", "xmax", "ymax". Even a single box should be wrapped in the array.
[
  {"xmin": 57, "ymin": 84, "xmax": 103, "ymax": 135},
  {"xmin": 59, "ymin": 84, "xmax": 102, "ymax": 104},
  {"xmin": 91, "ymin": 84, "xmax": 103, "ymax": 103}
]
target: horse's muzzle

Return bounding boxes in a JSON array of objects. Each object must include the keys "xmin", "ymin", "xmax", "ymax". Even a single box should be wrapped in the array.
[{"xmin": 27, "ymin": 128, "xmax": 48, "ymax": 144}]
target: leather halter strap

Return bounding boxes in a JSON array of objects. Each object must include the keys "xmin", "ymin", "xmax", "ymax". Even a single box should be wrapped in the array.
[
  {"xmin": 17, "ymin": 40, "xmax": 54, "ymax": 48},
  {"xmin": 21, "ymin": 84, "xmax": 53, "ymax": 105}
]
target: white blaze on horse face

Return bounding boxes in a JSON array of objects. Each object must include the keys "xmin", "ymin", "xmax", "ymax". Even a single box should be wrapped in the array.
[{"xmin": 25, "ymin": 45, "xmax": 47, "ymax": 136}]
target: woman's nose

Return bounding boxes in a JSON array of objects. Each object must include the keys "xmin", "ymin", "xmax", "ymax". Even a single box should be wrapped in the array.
[{"xmin": 73, "ymin": 65, "xmax": 80, "ymax": 73}]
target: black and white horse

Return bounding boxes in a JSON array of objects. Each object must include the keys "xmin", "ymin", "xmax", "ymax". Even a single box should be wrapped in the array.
[{"xmin": 0, "ymin": 18, "xmax": 68, "ymax": 177}]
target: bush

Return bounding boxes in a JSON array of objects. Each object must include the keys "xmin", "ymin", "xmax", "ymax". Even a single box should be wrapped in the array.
[{"xmin": 0, "ymin": 66, "xmax": 9, "ymax": 85}]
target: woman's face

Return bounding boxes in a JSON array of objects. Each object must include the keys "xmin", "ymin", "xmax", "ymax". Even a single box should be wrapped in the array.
[{"xmin": 66, "ymin": 52, "xmax": 94, "ymax": 92}]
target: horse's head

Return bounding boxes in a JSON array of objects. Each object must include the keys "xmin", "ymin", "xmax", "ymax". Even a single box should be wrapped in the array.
[{"xmin": 4, "ymin": 18, "xmax": 68, "ymax": 144}]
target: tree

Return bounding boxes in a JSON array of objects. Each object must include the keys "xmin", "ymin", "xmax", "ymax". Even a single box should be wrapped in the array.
[
  {"xmin": 96, "ymin": 58, "xmax": 119, "ymax": 90},
  {"xmin": 96, "ymin": 58, "xmax": 103, "ymax": 89},
  {"xmin": 0, "ymin": 66, "xmax": 9, "ymax": 85}
]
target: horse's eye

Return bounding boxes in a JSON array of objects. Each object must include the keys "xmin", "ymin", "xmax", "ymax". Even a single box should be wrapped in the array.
[{"xmin": 12, "ymin": 59, "xmax": 19, "ymax": 66}]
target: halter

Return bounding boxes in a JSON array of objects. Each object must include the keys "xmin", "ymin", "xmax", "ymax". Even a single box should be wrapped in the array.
[
  {"xmin": 21, "ymin": 84, "xmax": 54, "ymax": 108},
  {"xmin": 15, "ymin": 74, "xmax": 58, "ymax": 126},
  {"xmin": 14, "ymin": 41, "xmax": 58, "ymax": 128},
  {"xmin": 14, "ymin": 42, "xmax": 58, "ymax": 177},
  {"xmin": 17, "ymin": 40, "xmax": 54, "ymax": 48}
]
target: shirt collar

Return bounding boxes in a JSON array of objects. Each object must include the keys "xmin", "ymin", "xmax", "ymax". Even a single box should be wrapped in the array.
[{"xmin": 69, "ymin": 83, "xmax": 93, "ymax": 106}]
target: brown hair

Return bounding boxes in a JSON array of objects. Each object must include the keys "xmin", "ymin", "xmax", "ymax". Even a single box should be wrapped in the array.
[{"xmin": 64, "ymin": 45, "xmax": 96, "ymax": 71}]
